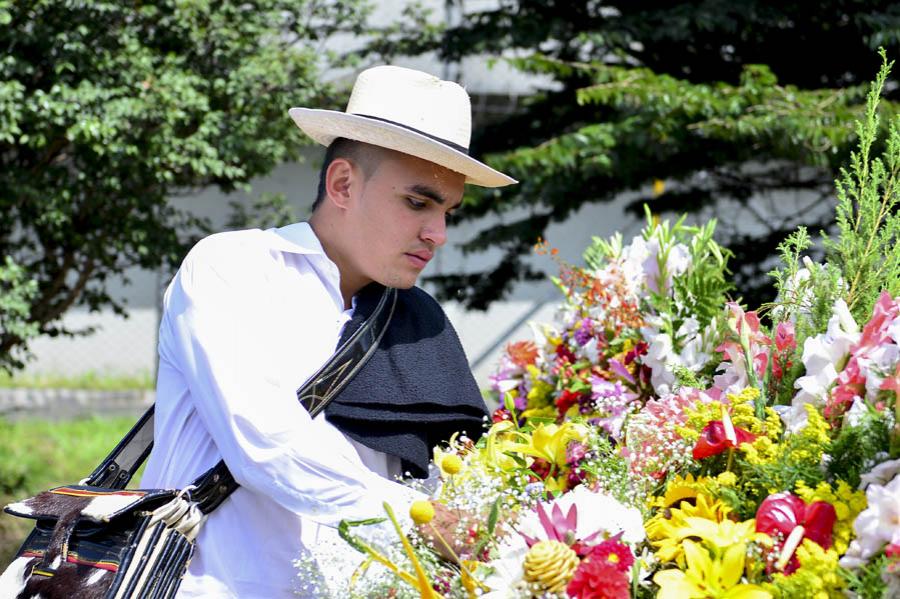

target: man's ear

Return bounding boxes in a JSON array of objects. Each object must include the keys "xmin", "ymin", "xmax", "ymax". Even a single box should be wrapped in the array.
[{"xmin": 324, "ymin": 157, "xmax": 356, "ymax": 210}]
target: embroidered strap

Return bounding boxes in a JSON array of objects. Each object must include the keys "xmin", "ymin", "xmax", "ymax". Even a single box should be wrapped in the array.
[{"xmin": 85, "ymin": 287, "xmax": 398, "ymax": 514}]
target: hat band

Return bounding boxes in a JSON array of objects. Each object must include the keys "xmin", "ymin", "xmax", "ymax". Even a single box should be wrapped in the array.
[{"xmin": 354, "ymin": 113, "xmax": 469, "ymax": 155}]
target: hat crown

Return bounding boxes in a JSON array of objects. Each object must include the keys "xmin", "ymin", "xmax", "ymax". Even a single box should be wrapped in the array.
[{"xmin": 345, "ymin": 66, "xmax": 472, "ymax": 150}]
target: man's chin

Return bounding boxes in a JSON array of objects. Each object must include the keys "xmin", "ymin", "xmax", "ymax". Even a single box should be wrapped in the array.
[{"xmin": 376, "ymin": 272, "xmax": 418, "ymax": 290}]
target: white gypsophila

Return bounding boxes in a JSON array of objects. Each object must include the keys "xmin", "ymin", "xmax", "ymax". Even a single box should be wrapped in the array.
[
  {"xmin": 839, "ymin": 473, "xmax": 900, "ymax": 569},
  {"xmin": 294, "ymin": 519, "xmax": 405, "ymax": 597},
  {"xmin": 783, "ymin": 298, "xmax": 860, "ymax": 432}
]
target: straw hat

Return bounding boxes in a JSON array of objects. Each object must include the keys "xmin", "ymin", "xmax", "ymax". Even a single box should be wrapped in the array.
[{"xmin": 288, "ymin": 65, "xmax": 516, "ymax": 188}]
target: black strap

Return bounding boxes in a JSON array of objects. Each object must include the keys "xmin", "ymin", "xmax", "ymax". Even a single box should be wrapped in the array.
[{"xmin": 85, "ymin": 287, "xmax": 398, "ymax": 515}]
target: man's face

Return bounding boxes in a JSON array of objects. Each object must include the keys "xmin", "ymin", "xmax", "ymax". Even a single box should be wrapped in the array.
[{"xmin": 343, "ymin": 151, "xmax": 466, "ymax": 290}]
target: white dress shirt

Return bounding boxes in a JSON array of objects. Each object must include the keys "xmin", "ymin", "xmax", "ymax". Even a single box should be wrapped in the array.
[{"xmin": 140, "ymin": 222, "xmax": 421, "ymax": 598}]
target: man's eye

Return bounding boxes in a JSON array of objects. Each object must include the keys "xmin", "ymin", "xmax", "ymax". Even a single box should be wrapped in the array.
[{"xmin": 407, "ymin": 197, "xmax": 427, "ymax": 209}]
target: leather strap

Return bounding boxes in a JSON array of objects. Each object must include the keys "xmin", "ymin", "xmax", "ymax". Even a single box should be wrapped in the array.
[{"xmin": 85, "ymin": 287, "xmax": 398, "ymax": 515}]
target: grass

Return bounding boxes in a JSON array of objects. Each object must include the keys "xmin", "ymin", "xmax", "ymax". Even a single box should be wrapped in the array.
[
  {"xmin": 0, "ymin": 370, "xmax": 155, "ymax": 390},
  {"xmin": 0, "ymin": 416, "xmax": 141, "ymax": 566}
]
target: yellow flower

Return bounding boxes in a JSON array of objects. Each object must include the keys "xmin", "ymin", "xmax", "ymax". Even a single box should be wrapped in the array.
[
  {"xmin": 433, "ymin": 446, "xmax": 464, "ymax": 478},
  {"xmin": 647, "ymin": 493, "xmax": 731, "ymax": 564},
  {"xmin": 764, "ymin": 540, "xmax": 846, "ymax": 598},
  {"xmin": 523, "ymin": 540, "xmax": 579, "ymax": 594},
  {"xmin": 654, "ymin": 540, "xmax": 772, "ymax": 599},
  {"xmin": 717, "ymin": 472, "xmax": 738, "ymax": 487},
  {"xmin": 409, "ymin": 500, "xmax": 435, "ymax": 525},
  {"xmin": 793, "ymin": 479, "xmax": 866, "ymax": 554},
  {"xmin": 526, "ymin": 374, "xmax": 554, "ymax": 408},
  {"xmin": 441, "ymin": 454, "xmax": 462, "ymax": 475},
  {"xmin": 652, "ymin": 474, "xmax": 706, "ymax": 509},
  {"xmin": 504, "ymin": 421, "xmax": 587, "ymax": 468},
  {"xmin": 675, "ymin": 517, "xmax": 758, "ymax": 553},
  {"xmin": 482, "ymin": 420, "xmax": 521, "ymax": 472}
]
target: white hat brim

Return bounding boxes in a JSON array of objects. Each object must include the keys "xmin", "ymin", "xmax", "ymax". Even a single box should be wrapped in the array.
[{"xmin": 288, "ymin": 108, "xmax": 517, "ymax": 188}]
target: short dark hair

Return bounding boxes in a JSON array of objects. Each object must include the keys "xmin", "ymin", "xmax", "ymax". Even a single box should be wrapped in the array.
[{"xmin": 312, "ymin": 138, "xmax": 391, "ymax": 211}]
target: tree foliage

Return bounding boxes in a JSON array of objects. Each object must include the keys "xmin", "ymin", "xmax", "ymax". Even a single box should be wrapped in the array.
[
  {"xmin": 370, "ymin": 1, "xmax": 900, "ymax": 309},
  {"xmin": 0, "ymin": 0, "xmax": 369, "ymax": 370}
]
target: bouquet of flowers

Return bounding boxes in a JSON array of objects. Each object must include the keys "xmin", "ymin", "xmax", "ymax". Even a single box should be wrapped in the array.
[{"xmin": 299, "ymin": 55, "xmax": 900, "ymax": 598}]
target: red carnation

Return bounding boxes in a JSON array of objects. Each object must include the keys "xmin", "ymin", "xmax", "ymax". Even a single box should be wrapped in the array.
[{"xmin": 566, "ymin": 559, "xmax": 630, "ymax": 599}]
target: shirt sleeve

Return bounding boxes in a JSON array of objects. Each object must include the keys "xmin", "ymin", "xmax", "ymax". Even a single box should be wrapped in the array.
[{"xmin": 158, "ymin": 239, "xmax": 422, "ymax": 528}]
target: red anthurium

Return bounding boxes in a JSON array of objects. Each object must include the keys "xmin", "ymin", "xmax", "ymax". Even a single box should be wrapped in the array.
[
  {"xmin": 692, "ymin": 420, "xmax": 757, "ymax": 460},
  {"xmin": 755, "ymin": 492, "xmax": 837, "ymax": 574}
]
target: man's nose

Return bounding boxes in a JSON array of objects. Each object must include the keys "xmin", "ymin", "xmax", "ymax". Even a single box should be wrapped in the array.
[{"xmin": 421, "ymin": 213, "xmax": 448, "ymax": 248}]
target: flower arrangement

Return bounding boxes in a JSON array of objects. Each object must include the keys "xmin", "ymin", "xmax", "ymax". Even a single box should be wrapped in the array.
[{"xmin": 298, "ymin": 54, "xmax": 900, "ymax": 598}]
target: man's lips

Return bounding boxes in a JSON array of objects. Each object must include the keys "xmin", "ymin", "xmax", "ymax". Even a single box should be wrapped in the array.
[{"xmin": 405, "ymin": 250, "xmax": 433, "ymax": 268}]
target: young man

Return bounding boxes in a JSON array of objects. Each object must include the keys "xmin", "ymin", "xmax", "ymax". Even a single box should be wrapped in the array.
[{"xmin": 140, "ymin": 65, "xmax": 515, "ymax": 597}]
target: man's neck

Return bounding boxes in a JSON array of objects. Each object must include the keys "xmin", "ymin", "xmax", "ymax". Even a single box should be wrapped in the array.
[{"xmin": 308, "ymin": 215, "xmax": 366, "ymax": 309}]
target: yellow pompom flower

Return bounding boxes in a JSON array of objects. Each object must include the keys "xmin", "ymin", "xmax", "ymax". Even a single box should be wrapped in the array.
[
  {"xmin": 523, "ymin": 540, "xmax": 579, "ymax": 594},
  {"xmin": 409, "ymin": 500, "xmax": 435, "ymax": 525},
  {"xmin": 441, "ymin": 454, "xmax": 462, "ymax": 476}
]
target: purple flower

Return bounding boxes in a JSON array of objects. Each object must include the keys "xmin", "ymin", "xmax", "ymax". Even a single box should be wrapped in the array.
[
  {"xmin": 567, "ymin": 441, "xmax": 588, "ymax": 465},
  {"xmin": 574, "ymin": 318, "xmax": 594, "ymax": 346}
]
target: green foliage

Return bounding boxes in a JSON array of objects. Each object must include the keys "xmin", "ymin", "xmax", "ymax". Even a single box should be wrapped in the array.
[
  {"xmin": 823, "ymin": 50, "xmax": 900, "ymax": 323},
  {"xmin": 841, "ymin": 555, "xmax": 890, "ymax": 599},
  {"xmin": 370, "ymin": 1, "xmax": 900, "ymax": 309},
  {"xmin": 226, "ymin": 192, "xmax": 299, "ymax": 231},
  {"xmin": 0, "ymin": 369, "xmax": 154, "ymax": 390},
  {"xmin": 0, "ymin": 257, "xmax": 38, "ymax": 372},
  {"xmin": 764, "ymin": 227, "xmax": 845, "ymax": 401},
  {"xmin": 826, "ymin": 407, "xmax": 893, "ymax": 489},
  {"xmin": 0, "ymin": 0, "xmax": 370, "ymax": 368},
  {"xmin": 585, "ymin": 207, "xmax": 732, "ymax": 355}
]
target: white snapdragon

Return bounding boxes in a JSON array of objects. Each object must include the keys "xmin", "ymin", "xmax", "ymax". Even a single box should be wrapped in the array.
[
  {"xmin": 783, "ymin": 298, "xmax": 859, "ymax": 432},
  {"xmin": 642, "ymin": 316, "xmax": 713, "ymax": 396},
  {"xmin": 840, "ymin": 473, "xmax": 900, "ymax": 569}
]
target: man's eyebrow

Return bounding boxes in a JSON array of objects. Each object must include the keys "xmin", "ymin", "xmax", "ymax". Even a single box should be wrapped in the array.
[{"xmin": 407, "ymin": 184, "xmax": 462, "ymax": 210}]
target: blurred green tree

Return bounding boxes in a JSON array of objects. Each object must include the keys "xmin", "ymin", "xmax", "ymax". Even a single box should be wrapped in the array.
[
  {"xmin": 370, "ymin": 1, "xmax": 900, "ymax": 309},
  {"xmin": 0, "ymin": 0, "xmax": 369, "ymax": 370}
]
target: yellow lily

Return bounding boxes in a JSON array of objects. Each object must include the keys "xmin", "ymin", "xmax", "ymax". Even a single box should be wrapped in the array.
[
  {"xmin": 482, "ymin": 420, "xmax": 521, "ymax": 472},
  {"xmin": 654, "ymin": 540, "xmax": 771, "ymax": 599},
  {"xmin": 674, "ymin": 517, "xmax": 759, "ymax": 554},
  {"xmin": 504, "ymin": 422, "xmax": 588, "ymax": 468}
]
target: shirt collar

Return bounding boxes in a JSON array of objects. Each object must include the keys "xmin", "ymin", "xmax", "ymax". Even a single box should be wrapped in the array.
[{"xmin": 267, "ymin": 222, "xmax": 326, "ymax": 255}]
